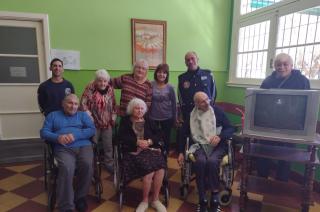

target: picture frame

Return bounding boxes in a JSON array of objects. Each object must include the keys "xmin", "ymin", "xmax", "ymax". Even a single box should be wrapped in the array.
[{"xmin": 131, "ymin": 18, "xmax": 167, "ymax": 69}]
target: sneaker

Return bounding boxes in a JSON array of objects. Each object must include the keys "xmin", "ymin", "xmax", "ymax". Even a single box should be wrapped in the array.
[
  {"xmin": 75, "ymin": 197, "xmax": 88, "ymax": 212},
  {"xmin": 197, "ymin": 199, "xmax": 208, "ymax": 212},
  {"xmin": 136, "ymin": 201, "xmax": 148, "ymax": 212},
  {"xmin": 151, "ymin": 200, "xmax": 167, "ymax": 212}
]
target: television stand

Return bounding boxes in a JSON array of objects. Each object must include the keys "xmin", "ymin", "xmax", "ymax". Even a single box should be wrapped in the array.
[{"xmin": 239, "ymin": 134, "xmax": 320, "ymax": 212}]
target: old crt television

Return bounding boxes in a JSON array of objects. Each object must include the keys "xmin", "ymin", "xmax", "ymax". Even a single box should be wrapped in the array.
[{"xmin": 243, "ymin": 88, "xmax": 320, "ymax": 141}]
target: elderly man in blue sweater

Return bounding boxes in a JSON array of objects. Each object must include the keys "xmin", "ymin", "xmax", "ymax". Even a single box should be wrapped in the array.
[{"xmin": 40, "ymin": 94, "xmax": 95, "ymax": 212}]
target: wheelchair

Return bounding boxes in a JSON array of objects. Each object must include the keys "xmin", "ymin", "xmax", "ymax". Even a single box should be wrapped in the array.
[
  {"xmin": 43, "ymin": 141, "xmax": 103, "ymax": 211},
  {"xmin": 113, "ymin": 132, "xmax": 170, "ymax": 211},
  {"xmin": 180, "ymin": 137, "xmax": 235, "ymax": 206}
]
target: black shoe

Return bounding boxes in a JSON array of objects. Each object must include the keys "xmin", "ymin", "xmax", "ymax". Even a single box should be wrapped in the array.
[
  {"xmin": 75, "ymin": 197, "xmax": 88, "ymax": 212},
  {"xmin": 197, "ymin": 199, "xmax": 208, "ymax": 212}
]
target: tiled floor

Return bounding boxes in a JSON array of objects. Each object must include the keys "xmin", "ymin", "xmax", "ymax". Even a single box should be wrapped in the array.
[{"xmin": 0, "ymin": 152, "xmax": 320, "ymax": 212}]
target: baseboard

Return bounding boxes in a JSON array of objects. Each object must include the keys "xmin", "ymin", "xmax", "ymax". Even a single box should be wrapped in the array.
[{"xmin": 0, "ymin": 138, "xmax": 44, "ymax": 164}]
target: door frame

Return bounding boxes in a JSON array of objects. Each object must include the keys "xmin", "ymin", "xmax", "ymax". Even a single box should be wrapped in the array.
[{"xmin": 0, "ymin": 11, "xmax": 51, "ymax": 140}]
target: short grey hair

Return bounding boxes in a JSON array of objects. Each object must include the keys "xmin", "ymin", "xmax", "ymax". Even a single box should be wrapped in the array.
[
  {"xmin": 63, "ymin": 93, "xmax": 79, "ymax": 104},
  {"xmin": 274, "ymin": 53, "xmax": 293, "ymax": 67},
  {"xmin": 126, "ymin": 98, "xmax": 148, "ymax": 115},
  {"xmin": 133, "ymin": 59, "xmax": 149, "ymax": 71},
  {"xmin": 95, "ymin": 69, "xmax": 110, "ymax": 81},
  {"xmin": 185, "ymin": 51, "xmax": 198, "ymax": 59}
]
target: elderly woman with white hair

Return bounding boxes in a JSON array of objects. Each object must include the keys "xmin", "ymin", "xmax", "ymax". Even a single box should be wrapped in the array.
[
  {"xmin": 80, "ymin": 69, "xmax": 116, "ymax": 173},
  {"xmin": 112, "ymin": 59, "xmax": 152, "ymax": 116},
  {"xmin": 118, "ymin": 98, "xmax": 167, "ymax": 212}
]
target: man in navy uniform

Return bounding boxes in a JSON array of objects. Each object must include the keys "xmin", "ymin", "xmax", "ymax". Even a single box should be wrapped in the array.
[
  {"xmin": 177, "ymin": 51, "xmax": 217, "ymax": 162},
  {"xmin": 178, "ymin": 51, "xmax": 217, "ymax": 120}
]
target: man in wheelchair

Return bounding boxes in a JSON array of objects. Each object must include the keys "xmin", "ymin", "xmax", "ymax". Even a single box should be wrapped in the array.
[
  {"xmin": 40, "ymin": 94, "xmax": 96, "ymax": 212},
  {"xmin": 177, "ymin": 92, "xmax": 235, "ymax": 212}
]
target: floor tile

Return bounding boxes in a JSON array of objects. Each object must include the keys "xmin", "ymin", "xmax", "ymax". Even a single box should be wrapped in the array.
[
  {"xmin": 0, "ymin": 192, "xmax": 27, "ymax": 211},
  {"xmin": 0, "ymin": 174, "xmax": 35, "ymax": 191},
  {"xmin": 22, "ymin": 164, "xmax": 44, "ymax": 179},
  {"xmin": 0, "ymin": 168, "xmax": 16, "ymax": 181},
  {"xmin": 0, "ymin": 153, "xmax": 319, "ymax": 212},
  {"xmin": 5, "ymin": 164, "xmax": 40, "ymax": 173},
  {"xmin": 12, "ymin": 180, "xmax": 44, "ymax": 199},
  {"xmin": 31, "ymin": 192, "xmax": 47, "ymax": 206},
  {"xmin": 7, "ymin": 200, "xmax": 47, "ymax": 212}
]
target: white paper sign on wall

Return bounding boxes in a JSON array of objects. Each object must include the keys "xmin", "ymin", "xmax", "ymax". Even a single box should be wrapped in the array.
[{"xmin": 51, "ymin": 49, "xmax": 80, "ymax": 70}]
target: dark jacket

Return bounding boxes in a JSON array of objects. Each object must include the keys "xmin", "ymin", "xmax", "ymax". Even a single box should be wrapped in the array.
[
  {"xmin": 117, "ymin": 116, "xmax": 161, "ymax": 153},
  {"xmin": 178, "ymin": 68, "xmax": 217, "ymax": 120},
  {"xmin": 261, "ymin": 69, "xmax": 310, "ymax": 89}
]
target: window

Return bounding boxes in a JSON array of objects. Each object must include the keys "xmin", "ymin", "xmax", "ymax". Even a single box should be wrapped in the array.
[
  {"xmin": 0, "ymin": 23, "xmax": 40, "ymax": 83},
  {"xmin": 229, "ymin": 0, "xmax": 320, "ymax": 88}
]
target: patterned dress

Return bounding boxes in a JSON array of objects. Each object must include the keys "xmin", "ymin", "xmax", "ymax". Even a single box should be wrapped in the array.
[{"xmin": 118, "ymin": 116, "xmax": 167, "ymax": 184}]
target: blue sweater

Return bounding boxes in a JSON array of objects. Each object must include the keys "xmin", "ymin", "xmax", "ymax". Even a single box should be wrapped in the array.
[{"xmin": 40, "ymin": 110, "xmax": 95, "ymax": 148}]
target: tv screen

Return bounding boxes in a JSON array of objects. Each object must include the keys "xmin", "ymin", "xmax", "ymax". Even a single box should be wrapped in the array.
[
  {"xmin": 243, "ymin": 88, "xmax": 320, "ymax": 142},
  {"xmin": 254, "ymin": 94, "xmax": 307, "ymax": 130}
]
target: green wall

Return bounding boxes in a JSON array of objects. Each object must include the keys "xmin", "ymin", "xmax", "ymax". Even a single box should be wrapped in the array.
[{"xmin": 0, "ymin": 0, "xmax": 232, "ymax": 72}]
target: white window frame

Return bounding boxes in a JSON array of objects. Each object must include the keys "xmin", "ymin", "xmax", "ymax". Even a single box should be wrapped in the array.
[
  {"xmin": 228, "ymin": 0, "xmax": 320, "ymax": 89},
  {"xmin": 0, "ymin": 11, "xmax": 51, "ymax": 80}
]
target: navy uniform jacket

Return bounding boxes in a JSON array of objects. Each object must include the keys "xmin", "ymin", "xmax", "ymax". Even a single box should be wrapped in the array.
[{"xmin": 178, "ymin": 67, "xmax": 217, "ymax": 120}]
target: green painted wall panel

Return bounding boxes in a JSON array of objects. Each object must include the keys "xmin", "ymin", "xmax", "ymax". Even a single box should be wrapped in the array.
[{"xmin": 0, "ymin": 0, "xmax": 232, "ymax": 71}]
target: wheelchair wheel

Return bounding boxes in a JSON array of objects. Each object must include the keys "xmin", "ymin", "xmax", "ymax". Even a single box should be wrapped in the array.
[
  {"xmin": 47, "ymin": 170, "xmax": 56, "ymax": 211},
  {"xmin": 44, "ymin": 146, "xmax": 48, "ymax": 190},
  {"xmin": 113, "ymin": 147, "xmax": 121, "ymax": 191},
  {"xmin": 163, "ymin": 185, "xmax": 170, "ymax": 207},
  {"xmin": 119, "ymin": 190, "xmax": 123, "ymax": 211},
  {"xmin": 180, "ymin": 185, "xmax": 189, "ymax": 200},
  {"xmin": 225, "ymin": 144, "xmax": 235, "ymax": 189},
  {"xmin": 95, "ymin": 182, "xmax": 102, "ymax": 203},
  {"xmin": 218, "ymin": 189, "xmax": 232, "ymax": 206}
]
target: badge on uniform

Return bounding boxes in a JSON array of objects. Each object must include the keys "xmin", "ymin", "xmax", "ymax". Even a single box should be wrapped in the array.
[
  {"xmin": 65, "ymin": 88, "xmax": 72, "ymax": 95},
  {"xmin": 201, "ymin": 76, "xmax": 207, "ymax": 80},
  {"xmin": 183, "ymin": 81, "xmax": 190, "ymax": 89}
]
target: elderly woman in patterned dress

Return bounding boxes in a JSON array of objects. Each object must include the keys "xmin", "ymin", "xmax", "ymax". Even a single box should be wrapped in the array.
[
  {"xmin": 80, "ymin": 69, "xmax": 116, "ymax": 173},
  {"xmin": 118, "ymin": 98, "xmax": 167, "ymax": 212}
]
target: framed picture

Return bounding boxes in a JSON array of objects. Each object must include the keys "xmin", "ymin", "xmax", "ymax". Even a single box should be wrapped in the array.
[{"xmin": 131, "ymin": 18, "xmax": 167, "ymax": 69}]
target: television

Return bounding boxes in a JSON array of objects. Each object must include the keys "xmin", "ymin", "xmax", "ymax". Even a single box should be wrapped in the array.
[{"xmin": 243, "ymin": 88, "xmax": 320, "ymax": 142}]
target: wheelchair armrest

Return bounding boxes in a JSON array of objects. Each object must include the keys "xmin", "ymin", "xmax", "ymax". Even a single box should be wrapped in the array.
[{"xmin": 158, "ymin": 140, "xmax": 168, "ymax": 157}]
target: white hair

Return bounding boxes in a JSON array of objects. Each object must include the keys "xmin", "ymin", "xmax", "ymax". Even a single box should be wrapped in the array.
[
  {"xmin": 95, "ymin": 69, "xmax": 110, "ymax": 81},
  {"xmin": 133, "ymin": 59, "xmax": 149, "ymax": 71},
  {"xmin": 274, "ymin": 53, "xmax": 293, "ymax": 67},
  {"xmin": 126, "ymin": 98, "xmax": 147, "ymax": 115}
]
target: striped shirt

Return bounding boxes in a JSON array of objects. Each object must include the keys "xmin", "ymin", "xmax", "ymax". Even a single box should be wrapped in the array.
[{"xmin": 112, "ymin": 74, "xmax": 152, "ymax": 116}]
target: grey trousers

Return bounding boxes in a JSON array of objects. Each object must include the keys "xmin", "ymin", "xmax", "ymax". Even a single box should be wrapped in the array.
[
  {"xmin": 193, "ymin": 146, "xmax": 225, "ymax": 202},
  {"xmin": 55, "ymin": 145, "xmax": 93, "ymax": 211},
  {"xmin": 93, "ymin": 128, "xmax": 113, "ymax": 167}
]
